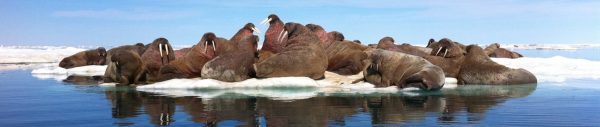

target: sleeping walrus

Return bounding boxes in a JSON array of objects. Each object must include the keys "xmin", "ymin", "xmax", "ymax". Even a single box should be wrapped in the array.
[
  {"xmin": 362, "ymin": 49, "xmax": 445, "ymax": 90},
  {"xmin": 458, "ymin": 45, "xmax": 536, "ymax": 85},
  {"xmin": 484, "ymin": 43, "xmax": 523, "ymax": 58},
  {"xmin": 253, "ymin": 22, "xmax": 328, "ymax": 79},
  {"xmin": 59, "ymin": 47, "xmax": 107, "ymax": 69}
]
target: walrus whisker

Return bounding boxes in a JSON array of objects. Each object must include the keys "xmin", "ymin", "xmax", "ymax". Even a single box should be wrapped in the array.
[
  {"xmin": 443, "ymin": 49, "xmax": 449, "ymax": 57},
  {"xmin": 251, "ymin": 27, "xmax": 261, "ymax": 34},
  {"xmin": 435, "ymin": 47, "xmax": 442, "ymax": 56}
]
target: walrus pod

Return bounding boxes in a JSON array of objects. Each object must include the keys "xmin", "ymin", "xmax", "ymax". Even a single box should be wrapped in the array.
[
  {"xmin": 59, "ymin": 47, "xmax": 107, "ymax": 69},
  {"xmin": 253, "ymin": 22, "xmax": 328, "ymax": 79},
  {"xmin": 362, "ymin": 49, "xmax": 445, "ymax": 90},
  {"xmin": 103, "ymin": 50, "xmax": 146, "ymax": 86},
  {"xmin": 458, "ymin": 45, "xmax": 537, "ymax": 85},
  {"xmin": 141, "ymin": 38, "xmax": 176, "ymax": 82},
  {"xmin": 201, "ymin": 35, "xmax": 259, "ymax": 82},
  {"xmin": 157, "ymin": 32, "xmax": 228, "ymax": 81}
]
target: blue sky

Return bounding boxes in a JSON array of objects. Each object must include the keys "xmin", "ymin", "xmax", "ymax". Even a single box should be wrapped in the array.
[{"xmin": 1, "ymin": 0, "xmax": 599, "ymax": 46}]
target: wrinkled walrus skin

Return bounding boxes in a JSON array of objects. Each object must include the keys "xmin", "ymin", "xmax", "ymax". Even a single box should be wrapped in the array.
[
  {"xmin": 254, "ymin": 23, "xmax": 328, "ymax": 79},
  {"xmin": 362, "ymin": 49, "xmax": 445, "ymax": 90}
]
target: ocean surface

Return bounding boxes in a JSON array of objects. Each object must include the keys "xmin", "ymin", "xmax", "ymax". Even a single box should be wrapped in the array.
[{"xmin": 1, "ymin": 45, "xmax": 600, "ymax": 126}]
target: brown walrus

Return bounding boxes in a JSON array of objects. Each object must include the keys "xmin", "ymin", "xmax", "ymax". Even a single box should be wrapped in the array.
[
  {"xmin": 201, "ymin": 35, "xmax": 259, "ymax": 82},
  {"xmin": 258, "ymin": 14, "xmax": 285, "ymax": 62},
  {"xmin": 362, "ymin": 49, "xmax": 445, "ymax": 90},
  {"xmin": 304, "ymin": 24, "xmax": 369, "ymax": 75},
  {"xmin": 104, "ymin": 50, "xmax": 146, "ymax": 86},
  {"xmin": 141, "ymin": 38, "xmax": 176, "ymax": 82},
  {"xmin": 484, "ymin": 43, "xmax": 523, "ymax": 58},
  {"xmin": 230, "ymin": 23, "xmax": 260, "ymax": 43},
  {"xmin": 253, "ymin": 22, "xmax": 328, "ymax": 79},
  {"xmin": 458, "ymin": 45, "xmax": 536, "ymax": 85},
  {"xmin": 420, "ymin": 38, "xmax": 536, "ymax": 85},
  {"xmin": 376, "ymin": 37, "xmax": 431, "ymax": 57},
  {"xmin": 157, "ymin": 33, "xmax": 227, "ymax": 81},
  {"xmin": 59, "ymin": 47, "xmax": 107, "ymax": 69}
]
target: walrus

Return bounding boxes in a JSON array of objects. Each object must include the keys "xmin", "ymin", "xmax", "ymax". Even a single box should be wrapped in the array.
[
  {"xmin": 59, "ymin": 47, "xmax": 107, "ymax": 69},
  {"xmin": 457, "ymin": 45, "xmax": 536, "ymax": 85},
  {"xmin": 305, "ymin": 24, "xmax": 346, "ymax": 48},
  {"xmin": 104, "ymin": 50, "xmax": 146, "ymax": 86},
  {"xmin": 141, "ymin": 38, "xmax": 176, "ymax": 82},
  {"xmin": 323, "ymin": 40, "xmax": 369, "ymax": 75},
  {"xmin": 103, "ymin": 43, "xmax": 147, "ymax": 84},
  {"xmin": 484, "ymin": 43, "xmax": 523, "ymax": 58},
  {"xmin": 426, "ymin": 38, "xmax": 466, "ymax": 58},
  {"xmin": 201, "ymin": 35, "xmax": 259, "ymax": 82},
  {"xmin": 421, "ymin": 38, "xmax": 467, "ymax": 77},
  {"xmin": 376, "ymin": 37, "xmax": 431, "ymax": 57},
  {"xmin": 157, "ymin": 32, "xmax": 227, "ymax": 81},
  {"xmin": 258, "ymin": 14, "xmax": 285, "ymax": 62},
  {"xmin": 422, "ymin": 38, "xmax": 536, "ymax": 85},
  {"xmin": 231, "ymin": 23, "xmax": 260, "ymax": 43},
  {"xmin": 362, "ymin": 49, "xmax": 445, "ymax": 90},
  {"xmin": 253, "ymin": 22, "xmax": 328, "ymax": 79},
  {"xmin": 304, "ymin": 24, "xmax": 368, "ymax": 75}
]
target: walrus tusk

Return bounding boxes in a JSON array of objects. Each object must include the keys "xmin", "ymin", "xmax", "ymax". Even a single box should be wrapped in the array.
[
  {"xmin": 212, "ymin": 40, "xmax": 216, "ymax": 52},
  {"xmin": 279, "ymin": 31, "xmax": 288, "ymax": 42},
  {"xmin": 277, "ymin": 30, "xmax": 285, "ymax": 42},
  {"xmin": 435, "ymin": 47, "xmax": 442, "ymax": 56},
  {"xmin": 165, "ymin": 44, "xmax": 169, "ymax": 55},
  {"xmin": 204, "ymin": 41, "xmax": 208, "ymax": 54},
  {"xmin": 260, "ymin": 18, "xmax": 272, "ymax": 25},
  {"xmin": 251, "ymin": 27, "xmax": 261, "ymax": 34},
  {"xmin": 443, "ymin": 49, "xmax": 449, "ymax": 57},
  {"xmin": 159, "ymin": 43, "xmax": 163, "ymax": 57}
]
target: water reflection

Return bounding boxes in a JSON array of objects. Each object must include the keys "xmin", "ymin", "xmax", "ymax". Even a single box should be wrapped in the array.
[{"xmin": 59, "ymin": 76, "xmax": 536, "ymax": 126}]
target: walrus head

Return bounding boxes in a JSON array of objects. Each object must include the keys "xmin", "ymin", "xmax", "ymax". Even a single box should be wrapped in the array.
[
  {"xmin": 277, "ymin": 22, "xmax": 308, "ymax": 43},
  {"xmin": 243, "ymin": 23, "xmax": 260, "ymax": 34},
  {"xmin": 148, "ymin": 38, "xmax": 175, "ymax": 66},
  {"xmin": 260, "ymin": 14, "xmax": 282, "ymax": 25},
  {"xmin": 328, "ymin": 31, "xmax": 345, "ymax": 42},
  {"xmin": 199, "ymin": 32, "xmax": 218, "ymax": 59},
  {"xmin": 376, "ymin": 36, "xmax": 395, "ymax": 49},
  {"xmin": 427, "ymin": 38, "xmax": 466, "ymax": 58}
]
